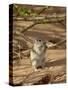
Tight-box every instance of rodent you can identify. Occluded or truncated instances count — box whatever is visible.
[30,39,47,71]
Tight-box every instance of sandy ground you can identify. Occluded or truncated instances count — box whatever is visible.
[11,49,66,85]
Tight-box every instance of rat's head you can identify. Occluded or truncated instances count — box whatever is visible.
[34,39,46,48]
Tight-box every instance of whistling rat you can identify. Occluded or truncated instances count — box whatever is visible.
[30,39,47,71]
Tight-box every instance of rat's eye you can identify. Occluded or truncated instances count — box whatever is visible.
[38,39,41,42]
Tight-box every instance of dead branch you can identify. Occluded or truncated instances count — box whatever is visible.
[14,7,46,34]
[13,14,65,21]
[47,39,66,48]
